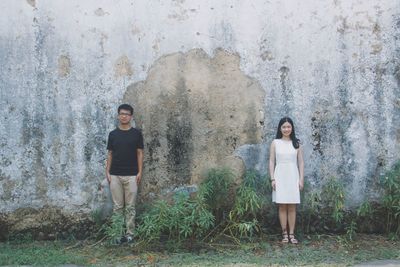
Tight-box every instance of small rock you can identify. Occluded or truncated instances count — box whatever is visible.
[37,231,45,240]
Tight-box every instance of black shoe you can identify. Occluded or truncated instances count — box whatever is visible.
[113,236,126,245]
[126,235,133,243]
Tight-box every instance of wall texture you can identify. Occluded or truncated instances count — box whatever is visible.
[0,0,399,233]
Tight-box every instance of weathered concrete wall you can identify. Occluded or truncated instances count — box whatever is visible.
[0,0,399,227]
[124,49,264,198]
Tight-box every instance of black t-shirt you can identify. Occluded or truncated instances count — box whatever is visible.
[107,127,144,176]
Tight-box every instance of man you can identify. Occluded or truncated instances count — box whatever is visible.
[106,104,144,243]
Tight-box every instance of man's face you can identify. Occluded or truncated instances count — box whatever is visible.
[118,109,132,125]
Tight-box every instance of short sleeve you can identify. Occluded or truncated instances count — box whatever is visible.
[106,132,113,151]
[137,130,144,149]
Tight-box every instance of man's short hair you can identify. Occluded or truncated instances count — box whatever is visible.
[118,104,134,115]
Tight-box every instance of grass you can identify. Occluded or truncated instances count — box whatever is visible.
[0,234,399,266]
[0,241,87,266]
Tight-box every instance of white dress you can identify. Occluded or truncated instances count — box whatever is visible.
[272,139,300,204]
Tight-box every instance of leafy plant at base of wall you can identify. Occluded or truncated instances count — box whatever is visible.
[321,176,345,226]
[133,200,168,244]
[166,193,214,240]
[91,208,105,228]
[134,193,214,247]
[300,183,323,234]
[380,161,400,237]
[345,220,357,241]
[101,212,125,245]
[134,168,236,248]
[223,170,267,241]
[198,168,234,222]
[357,201,374,218]
[355,201,377,233]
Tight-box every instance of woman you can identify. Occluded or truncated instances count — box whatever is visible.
[269,117,304,244]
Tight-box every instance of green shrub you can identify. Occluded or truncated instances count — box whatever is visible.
[224,170,267,240]
[299,177,345,233]
[133,200,169,244]
[345,220,357,241]
[101,212,125,244]
[357,201,373,218]
[91,208,105,228]
[198,168,234,221]
[322,176,345,225]
[125,168,235,248]
[300,181,323,233]
[134,193,214,246]
[380,161,400,237]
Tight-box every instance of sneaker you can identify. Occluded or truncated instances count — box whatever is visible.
[126,235,133,243]
[113,236,126,245]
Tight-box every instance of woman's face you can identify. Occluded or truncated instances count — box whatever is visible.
[280,122,292,138]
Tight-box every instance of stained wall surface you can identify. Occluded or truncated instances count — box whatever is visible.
[1,0,399,218]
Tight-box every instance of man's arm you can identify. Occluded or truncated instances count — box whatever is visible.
[136,149,144,183]
[106,150,112,183]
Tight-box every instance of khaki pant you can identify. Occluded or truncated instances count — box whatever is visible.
[110,175,138,235]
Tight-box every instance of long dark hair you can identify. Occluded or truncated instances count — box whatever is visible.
[275,117,300,149]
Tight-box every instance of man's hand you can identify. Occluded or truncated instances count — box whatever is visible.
[136,172,142,184]
[106,150,112,184]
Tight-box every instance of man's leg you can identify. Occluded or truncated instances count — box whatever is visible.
[122,175,138,236]
[110,175,124,213]
[109,175,125,243]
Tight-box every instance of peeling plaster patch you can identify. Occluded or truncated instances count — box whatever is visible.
[397,129,400,143]
[370,44,382,54]
[132,25,145,41]
[261,51,274,61]
[168,0,190,21]
[347,119,369,205]
[394,65,400,87]
[152,38,161,51]
[124,49,265,199]
[168,12,189,21]
[337,17,350,34]
[26,0,35,8]
[395,99,400,109]
[114,55,133,78]
[259,38,274,61]
[279,66,293,113]
[99,33,108,55]
[94,8,107,16]
[58,55,71,77]
[372,23,381,35]
[131,25,141,35]
[2,180,15,200]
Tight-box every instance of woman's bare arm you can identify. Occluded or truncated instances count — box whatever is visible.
[297,146,304,190]
[269,141,276,190]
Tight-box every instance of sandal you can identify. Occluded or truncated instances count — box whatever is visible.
[289,234,298,244]
[282,231,289,243]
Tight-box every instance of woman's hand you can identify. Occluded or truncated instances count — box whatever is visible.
[299,179,304,191]
[271,179,276,191]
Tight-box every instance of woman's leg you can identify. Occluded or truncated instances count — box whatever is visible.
[287,204,296,234]
[288,204,298,244]
[279,204,288,231]
[279,204,289,242]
